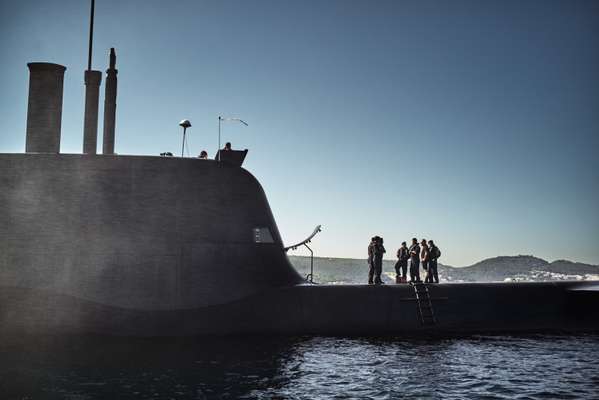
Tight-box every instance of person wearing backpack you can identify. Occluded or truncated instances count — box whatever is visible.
[426,239,441,283]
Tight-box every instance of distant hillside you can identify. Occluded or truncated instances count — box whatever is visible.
[542,260,599,275]
[287,255,599,284]
[446,255,547,282]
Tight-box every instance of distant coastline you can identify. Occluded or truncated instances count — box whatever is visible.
[288,254,599,284]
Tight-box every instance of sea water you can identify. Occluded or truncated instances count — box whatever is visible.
[1,333,598,399]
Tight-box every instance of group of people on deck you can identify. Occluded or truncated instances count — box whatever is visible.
[368,237,441,285]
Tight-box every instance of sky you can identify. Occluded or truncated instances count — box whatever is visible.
[1,0,598,267]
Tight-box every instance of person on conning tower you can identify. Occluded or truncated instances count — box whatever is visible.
[223,142,232,151]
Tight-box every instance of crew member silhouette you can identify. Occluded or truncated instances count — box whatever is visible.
[426,240,441,283]
[409,238,421,282]
[367,237,376,284]
[395,241,409,283]
[420,239,430,278]
[373,237,386,284]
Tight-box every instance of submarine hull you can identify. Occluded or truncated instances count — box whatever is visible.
[1,154,598,337]
[1,282,598,337]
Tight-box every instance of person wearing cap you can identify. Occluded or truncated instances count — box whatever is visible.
[395,241,410,283]
[426,240,440,283]
[223,142,232,151]
[408,238,421,282]
[198,150,208,159]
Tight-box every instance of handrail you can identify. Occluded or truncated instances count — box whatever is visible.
[284,225,322,283]
[284,225,322,252]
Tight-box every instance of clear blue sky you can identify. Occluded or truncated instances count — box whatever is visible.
[1,0,598,266]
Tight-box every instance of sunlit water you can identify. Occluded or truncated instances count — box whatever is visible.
[2,334,598,399]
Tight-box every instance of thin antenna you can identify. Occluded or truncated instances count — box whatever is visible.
[87,0,95,71]
[217,116,248,161]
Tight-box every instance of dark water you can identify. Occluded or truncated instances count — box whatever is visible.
[1,335,599,399]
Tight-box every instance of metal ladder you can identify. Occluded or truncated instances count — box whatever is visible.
[411,282,437,326]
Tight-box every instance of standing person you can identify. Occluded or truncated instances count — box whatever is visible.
[373,237,386,285]
[395,242,409,283]
[367,237,376,284]
[223,142,232,151]
[427,240,441,283]
[421,239,430,282]
[408,238,421,282]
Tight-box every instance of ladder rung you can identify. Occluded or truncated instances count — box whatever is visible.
[411,282,437,327]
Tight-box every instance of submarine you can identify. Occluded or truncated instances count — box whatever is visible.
[1,59,599,338]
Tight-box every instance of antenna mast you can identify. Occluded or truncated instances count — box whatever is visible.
[87,0,95,70]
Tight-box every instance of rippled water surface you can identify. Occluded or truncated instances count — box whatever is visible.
[1,334,598,399]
